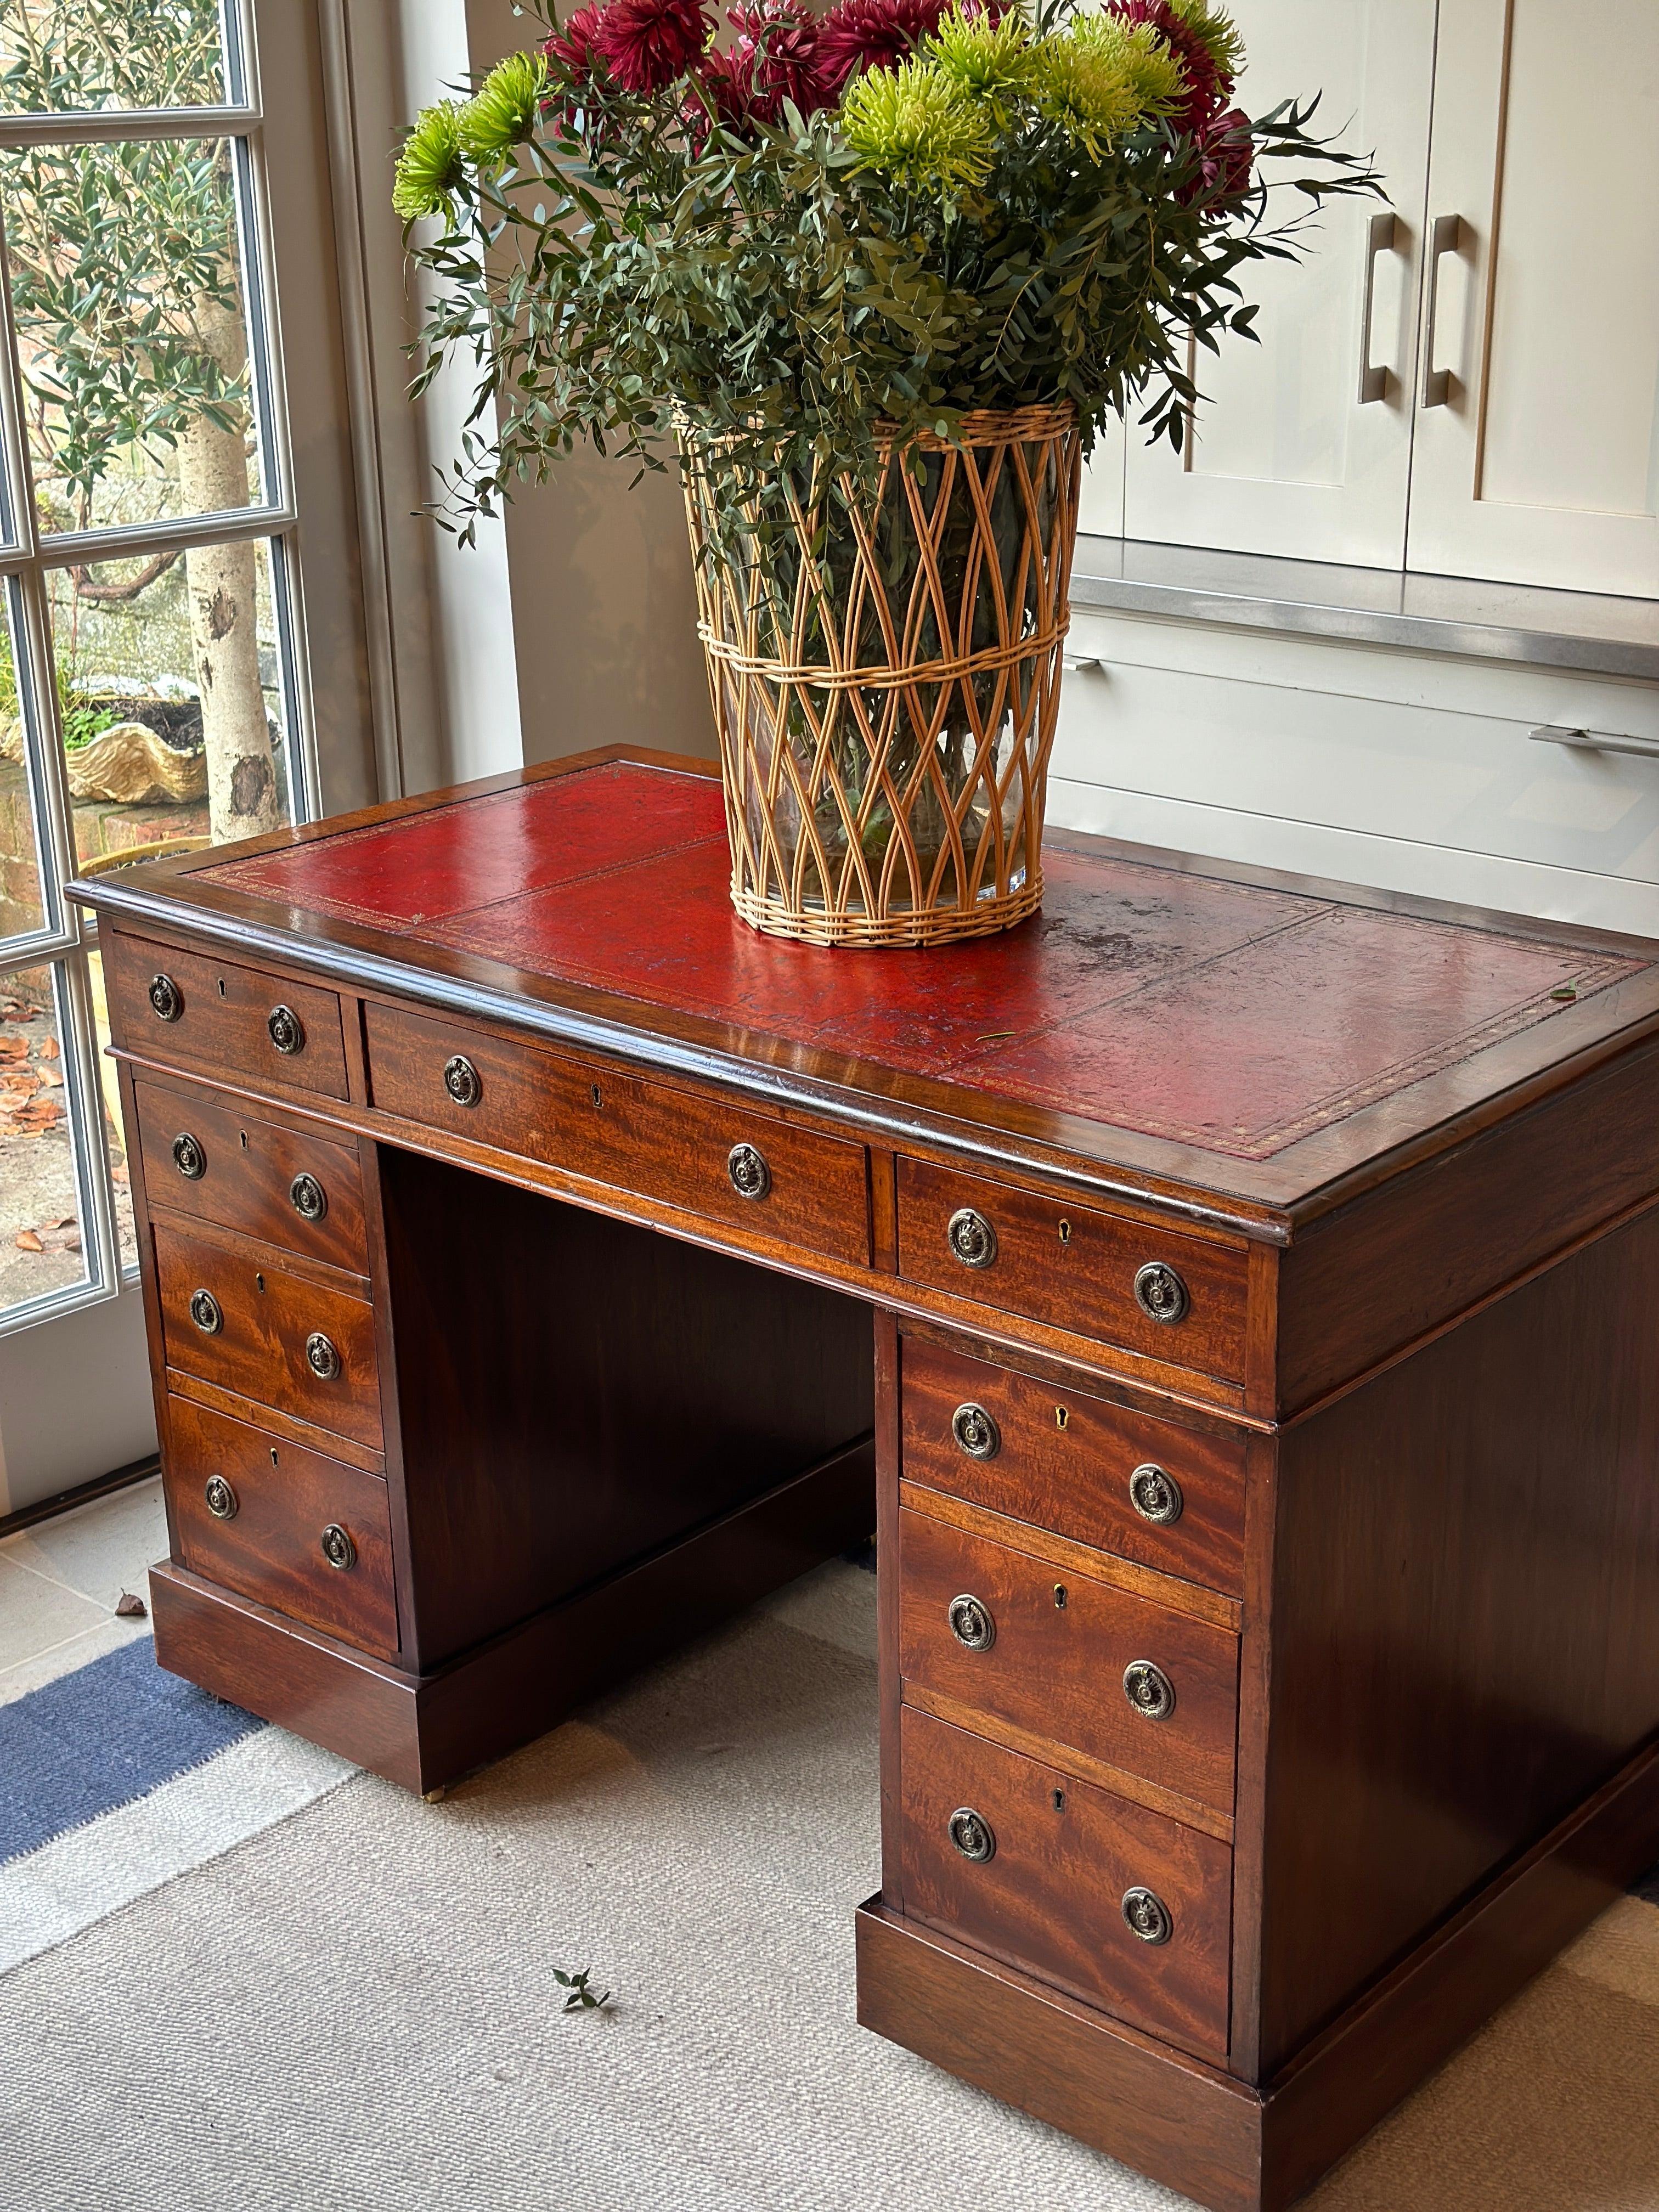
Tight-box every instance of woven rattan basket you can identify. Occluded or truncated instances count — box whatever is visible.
[681,405,1081,946]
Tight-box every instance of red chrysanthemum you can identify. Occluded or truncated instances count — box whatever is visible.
[591,0,712,95]
[815,0,949,97]
[729,0,831,119]
[1107,0,1228,132]
[684,44,758,145]
[1195,104,1253,206]
[542,7,609,136]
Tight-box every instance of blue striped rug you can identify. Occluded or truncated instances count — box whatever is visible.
[0,1637,356,1971]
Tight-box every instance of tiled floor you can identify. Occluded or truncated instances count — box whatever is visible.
[0,1477,166,1706]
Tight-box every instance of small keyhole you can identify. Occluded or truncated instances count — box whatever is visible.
[217,978,227,997]
[1058,1220,1071,1245]
[1054,1405,1069,1431]
[590,1084,602,1108]
[255,1273,266,1294]
[269,1447,278,1466]
[239,1131,248,1150]
[1052,1788,1065,1813]
[1054,1584,1068,1610]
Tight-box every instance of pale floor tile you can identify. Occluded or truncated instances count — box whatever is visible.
[0,1613,151,1707]
[1,1475,166,1613]
[0,1554,106,1673]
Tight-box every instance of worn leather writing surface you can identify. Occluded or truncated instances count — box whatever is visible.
[205,760,1645,1163]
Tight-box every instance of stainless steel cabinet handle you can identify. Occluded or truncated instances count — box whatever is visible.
[1062,653,1102,673]
[1530,725,1659,761]
[1357,209,1398,404]
[1421,214,1463,408]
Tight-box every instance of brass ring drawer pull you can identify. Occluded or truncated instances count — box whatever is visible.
[320,1522,357,1571]
[951,1400,1000,1459]
[947,1594,996,1651]
[443,1053,482,1108]
[148,973,182,1022]
[289,1172,328,1222]
[188,1287,222,1335]
[172,1131,206,1181]
[1133,1261,1189,1325]
[727,1142,771,1200]
[1123,1660,1176,1722]
[304,1331,341,1380]
[204,1475,238,1520]
[1128,1463,1183,1525]
[946,1206,997,1269]
[267,1005,306,1056]
[1122,1887,1173,1945]
[948,1806,996,1863]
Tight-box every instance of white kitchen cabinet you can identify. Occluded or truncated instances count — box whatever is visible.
[1110,0,1437,568]
[1404,0,1659,599]
[1048,608,1659,935]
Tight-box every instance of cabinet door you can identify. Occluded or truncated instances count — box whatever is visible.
[1406,0,1659,597]
[1120,0,1435,567]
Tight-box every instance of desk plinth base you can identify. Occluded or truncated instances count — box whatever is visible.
[858,1726,1659,2212]
[149,1435,876,1795]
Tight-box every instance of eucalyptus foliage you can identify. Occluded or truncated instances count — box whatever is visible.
[402,0,1379,550]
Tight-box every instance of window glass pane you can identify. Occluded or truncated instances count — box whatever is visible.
[3,136,267,534]
[84,944,135,1271]
[49,536,292,856]
[0,584,50,943]
[0,0,228,114]
[0,962,89,1318]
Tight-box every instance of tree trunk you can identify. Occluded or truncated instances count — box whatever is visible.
[174,298,281,844]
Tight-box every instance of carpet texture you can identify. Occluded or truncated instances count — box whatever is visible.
[3,1564,1658,2212]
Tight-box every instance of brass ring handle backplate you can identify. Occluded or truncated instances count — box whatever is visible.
[951,1401,1000,1460]
[947,1206,997,1269]
[1123,1660,1177,1722]
[320,1523,357,1571]
[267,1005,306,1056]
[189,1288,222,1335]
[444,1054,482,1108]
[1128,1463,1183,1525]
[148,973,182,1022]
[172,1131,206,1181]
[948,1594,996,1651]
[204,1475,238,1521]
[1122,1887,1173,1945]
[727,1142,771,1201]
[289,1172,328,1222]
[948,1806,996,1863]
[304,1331,341,1380]
[1133,1261,1189,1325]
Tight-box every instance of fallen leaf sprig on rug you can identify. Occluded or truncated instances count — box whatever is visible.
[552,1966,612,2012]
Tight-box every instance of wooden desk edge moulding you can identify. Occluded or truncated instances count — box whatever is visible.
[74,743,1659,2212]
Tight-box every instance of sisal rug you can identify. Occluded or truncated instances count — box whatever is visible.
[3,1562,1658,2212]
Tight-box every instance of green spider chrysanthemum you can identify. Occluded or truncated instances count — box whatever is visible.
[925,7,1037,115]
[1032,15,1180,155]
[393,100,467,222]
[458,50,549,161]
[1167,0,1245,84]
[842,55,995,194]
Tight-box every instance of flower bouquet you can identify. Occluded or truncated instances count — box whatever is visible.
[398,0,1374,944]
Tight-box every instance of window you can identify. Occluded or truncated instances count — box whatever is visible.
[0,0,316,1331]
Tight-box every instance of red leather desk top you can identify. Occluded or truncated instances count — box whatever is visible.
[200,758,1650,1173]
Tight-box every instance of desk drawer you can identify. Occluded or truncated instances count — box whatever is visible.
[108,932,348,1099]
[899,1704,1232,2058]
[901,1340,1245,1595]
[134,1079,369,1276]
[364,1001,871,1268]
[897,1158,1248,1382]
[167,1395,397,1655]
[154,1221,382,1451]
[899,1506,1238,1815]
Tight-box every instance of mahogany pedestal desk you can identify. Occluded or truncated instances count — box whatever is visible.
[75,748,1659,2212]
